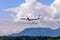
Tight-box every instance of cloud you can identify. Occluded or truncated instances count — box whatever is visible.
[1,0,60,35]
[51,0,60,18]
[0,17,27,36]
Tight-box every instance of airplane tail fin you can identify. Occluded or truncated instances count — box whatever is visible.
[38,15,41,19]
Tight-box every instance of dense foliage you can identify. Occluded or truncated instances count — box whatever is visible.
[0,36,60,40]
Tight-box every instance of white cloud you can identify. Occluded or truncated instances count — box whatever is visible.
[51,0,60,18]
[0,18,26,36]
[1,0,60,35]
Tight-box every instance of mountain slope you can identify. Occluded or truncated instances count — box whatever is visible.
[10,28,60,36]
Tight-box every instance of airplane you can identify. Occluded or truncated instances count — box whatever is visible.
[20,15,41,21]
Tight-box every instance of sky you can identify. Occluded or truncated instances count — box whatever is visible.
[0,0,60,36]
[0,0,54,18]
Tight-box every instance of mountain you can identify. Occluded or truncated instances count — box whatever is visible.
[10,28,60,36]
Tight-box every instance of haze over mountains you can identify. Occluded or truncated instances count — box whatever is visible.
[10,28,60,37]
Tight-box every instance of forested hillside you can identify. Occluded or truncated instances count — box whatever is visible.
[0,36,60,40]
